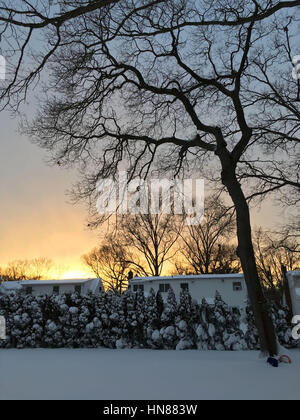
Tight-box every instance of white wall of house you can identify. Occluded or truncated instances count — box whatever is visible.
[0,278,103,297]
[286,271,300,315]
[129,274,248,309]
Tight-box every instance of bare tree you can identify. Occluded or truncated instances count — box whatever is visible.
[3,0,300,355]
[0,257,53,281]
[82,234,132,292]
[1,260,30,281]
[174,196,240,274]
[29,257,53,280]
[83,211,180,285]
[254,228,300,298]
[174,243,241,275]
[277,219,300,253]
[119,212,181,277]
[233,14,300,205]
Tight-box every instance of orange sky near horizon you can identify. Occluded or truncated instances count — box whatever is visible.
[0,111,289,280]
[0,112,100,278]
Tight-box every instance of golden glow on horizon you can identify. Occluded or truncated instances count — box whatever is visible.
[46,264,94,280]
[59,269,92,280]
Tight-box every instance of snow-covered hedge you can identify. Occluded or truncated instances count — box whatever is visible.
[0,288,298,350]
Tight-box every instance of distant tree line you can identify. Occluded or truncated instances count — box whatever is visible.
[0,258,53,282]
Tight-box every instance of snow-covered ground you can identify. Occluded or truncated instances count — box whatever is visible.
[1,349,299,400]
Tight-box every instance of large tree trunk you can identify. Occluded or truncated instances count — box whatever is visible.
[222,166,278,356]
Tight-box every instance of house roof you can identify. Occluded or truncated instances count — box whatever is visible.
[1,281,23,290]
[131,273,244,283]
[20,279,99,286]
[287,270,300,277]
[1,278,100,287]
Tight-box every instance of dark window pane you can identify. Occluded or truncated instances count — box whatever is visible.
[159,284,165,292]
[165,284,170,292]
[53,286,59,294]
[138,285,144,292]
[233,282,242,291]
[25,286,32,295]
[133,285,138,292]
[232,307,240,315]
[75,285,81,294]
[181,283,189,291]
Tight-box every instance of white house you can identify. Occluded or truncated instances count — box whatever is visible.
[285,270,300,315]
[128,273,248,309]
[0,278,103,297]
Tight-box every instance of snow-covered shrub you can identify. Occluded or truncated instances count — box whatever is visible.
[143,288,161,348]
[272,303,300,349]
[0,287,297,351]
[176,290,197,349]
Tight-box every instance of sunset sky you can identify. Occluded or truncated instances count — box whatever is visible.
[0,108,288,280]
[0,110,99,278]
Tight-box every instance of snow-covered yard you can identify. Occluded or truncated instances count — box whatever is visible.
[0,348,299,400]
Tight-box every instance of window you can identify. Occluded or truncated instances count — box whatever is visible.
[233,282,242,291]
[74,285,81,294]
[133,284,144,292]
[232,307,240,315]
[53,286,59,294]
[25,286,32,295]
[159,283,170,293]
[180,283,189,292]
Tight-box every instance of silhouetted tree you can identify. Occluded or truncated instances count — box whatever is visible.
[0,258,53,281]
[82,235,132,292]
[119,212,181,277]
[254,228,300,299]
[174,196,240,274]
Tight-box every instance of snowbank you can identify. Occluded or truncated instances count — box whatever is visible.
[0,348,299,400]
